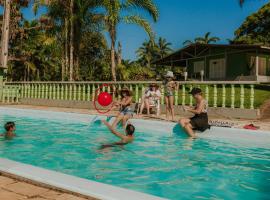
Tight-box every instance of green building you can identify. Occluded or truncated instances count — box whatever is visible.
[154,44,270,82]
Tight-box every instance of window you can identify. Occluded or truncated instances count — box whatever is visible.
[209,59,226,79]
[194,61,205,73]
[258,57,267,76]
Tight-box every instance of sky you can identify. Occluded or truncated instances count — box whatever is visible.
[21,0,268,60]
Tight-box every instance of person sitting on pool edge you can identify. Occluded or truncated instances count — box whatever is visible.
[179,88,210,139]
[112,87,133,128]
[0,122,16,139]
[100,120,135,148]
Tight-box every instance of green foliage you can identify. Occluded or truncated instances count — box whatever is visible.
[233,2,270,45]
[136,37,172,68]
[117,62,155,81]
[8,20,61,81]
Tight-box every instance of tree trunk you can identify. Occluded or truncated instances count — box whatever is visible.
[65,17,69,80]
[111,40,116,82]
[61,49,65,81]
[1,0,11,69]
[117,42,122,65]
[69,0,74,81]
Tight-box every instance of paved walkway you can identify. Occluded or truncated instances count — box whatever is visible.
[0,175,95,200]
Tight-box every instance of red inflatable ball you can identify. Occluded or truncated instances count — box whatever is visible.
[97,92,113,107]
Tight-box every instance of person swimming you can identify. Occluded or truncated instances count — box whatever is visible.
[1,122,16,139]
[100,120,135,149]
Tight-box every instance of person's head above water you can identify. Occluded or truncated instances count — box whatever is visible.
[125,124,135,136]
[4,122,16,132]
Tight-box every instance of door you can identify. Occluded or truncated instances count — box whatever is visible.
[209,59,226,79]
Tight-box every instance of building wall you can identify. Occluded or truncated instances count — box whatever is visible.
[187,49,270,80]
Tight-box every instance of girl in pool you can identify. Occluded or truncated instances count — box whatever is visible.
[163,71,177,121]
[179,88,210,138]
[112,87,133,128]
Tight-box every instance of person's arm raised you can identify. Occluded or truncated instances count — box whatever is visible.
[101,120,126,140]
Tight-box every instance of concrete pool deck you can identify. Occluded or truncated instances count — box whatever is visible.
[0,175,92,200]
[2,104,270,131]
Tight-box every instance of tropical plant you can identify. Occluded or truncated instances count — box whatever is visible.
[233,2,270,45]
[136,40,158,68]
[100,0,159,81]
[183,32,220,45]
[156,37,172,59]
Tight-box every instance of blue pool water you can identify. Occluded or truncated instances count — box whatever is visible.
[0,108,269,200]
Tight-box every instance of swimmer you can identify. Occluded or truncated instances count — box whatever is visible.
[100,120,135,148]
[1,122,16,139]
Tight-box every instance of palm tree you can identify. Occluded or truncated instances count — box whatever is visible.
[136,40,157,68]
[0,0,11,69]
[195,32,220,44]
[101,0,159,81]
[183,32,220,46]
[156,37,172,59]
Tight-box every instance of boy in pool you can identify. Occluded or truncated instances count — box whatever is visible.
[100,120,135,148]
[0,122,16,139]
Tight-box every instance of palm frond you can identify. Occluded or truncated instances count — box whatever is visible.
[123,15,155,41]
[125,0,159,22]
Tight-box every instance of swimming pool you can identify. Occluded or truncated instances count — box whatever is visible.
[0,107,269,200]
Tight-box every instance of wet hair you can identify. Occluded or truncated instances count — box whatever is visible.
[126,124,135,136]
[4,122,15,131]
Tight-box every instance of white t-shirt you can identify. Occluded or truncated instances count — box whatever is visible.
[145,90,161,98]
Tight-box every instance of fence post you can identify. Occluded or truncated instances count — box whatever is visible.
[240,84,245,109]
[87,84,90,101]
[250,84,254,109]
[231,84,235,108]
[182,84,186,106]
[213,84,217,108]
[189,85,193,106]
[222,84,226,108]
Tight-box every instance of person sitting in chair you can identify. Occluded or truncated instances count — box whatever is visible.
[138,83,161,116]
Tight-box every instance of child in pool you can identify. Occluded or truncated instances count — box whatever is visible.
[1,122,16,139]
[100,120,135,148]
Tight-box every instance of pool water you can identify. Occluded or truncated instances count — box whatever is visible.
[0,108,269,200]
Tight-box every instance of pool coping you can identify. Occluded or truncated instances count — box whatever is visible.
[0,158,167,200]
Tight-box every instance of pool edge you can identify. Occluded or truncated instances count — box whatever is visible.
[0,158,167,200]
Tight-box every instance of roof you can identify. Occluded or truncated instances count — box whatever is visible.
[153,43,270,66]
